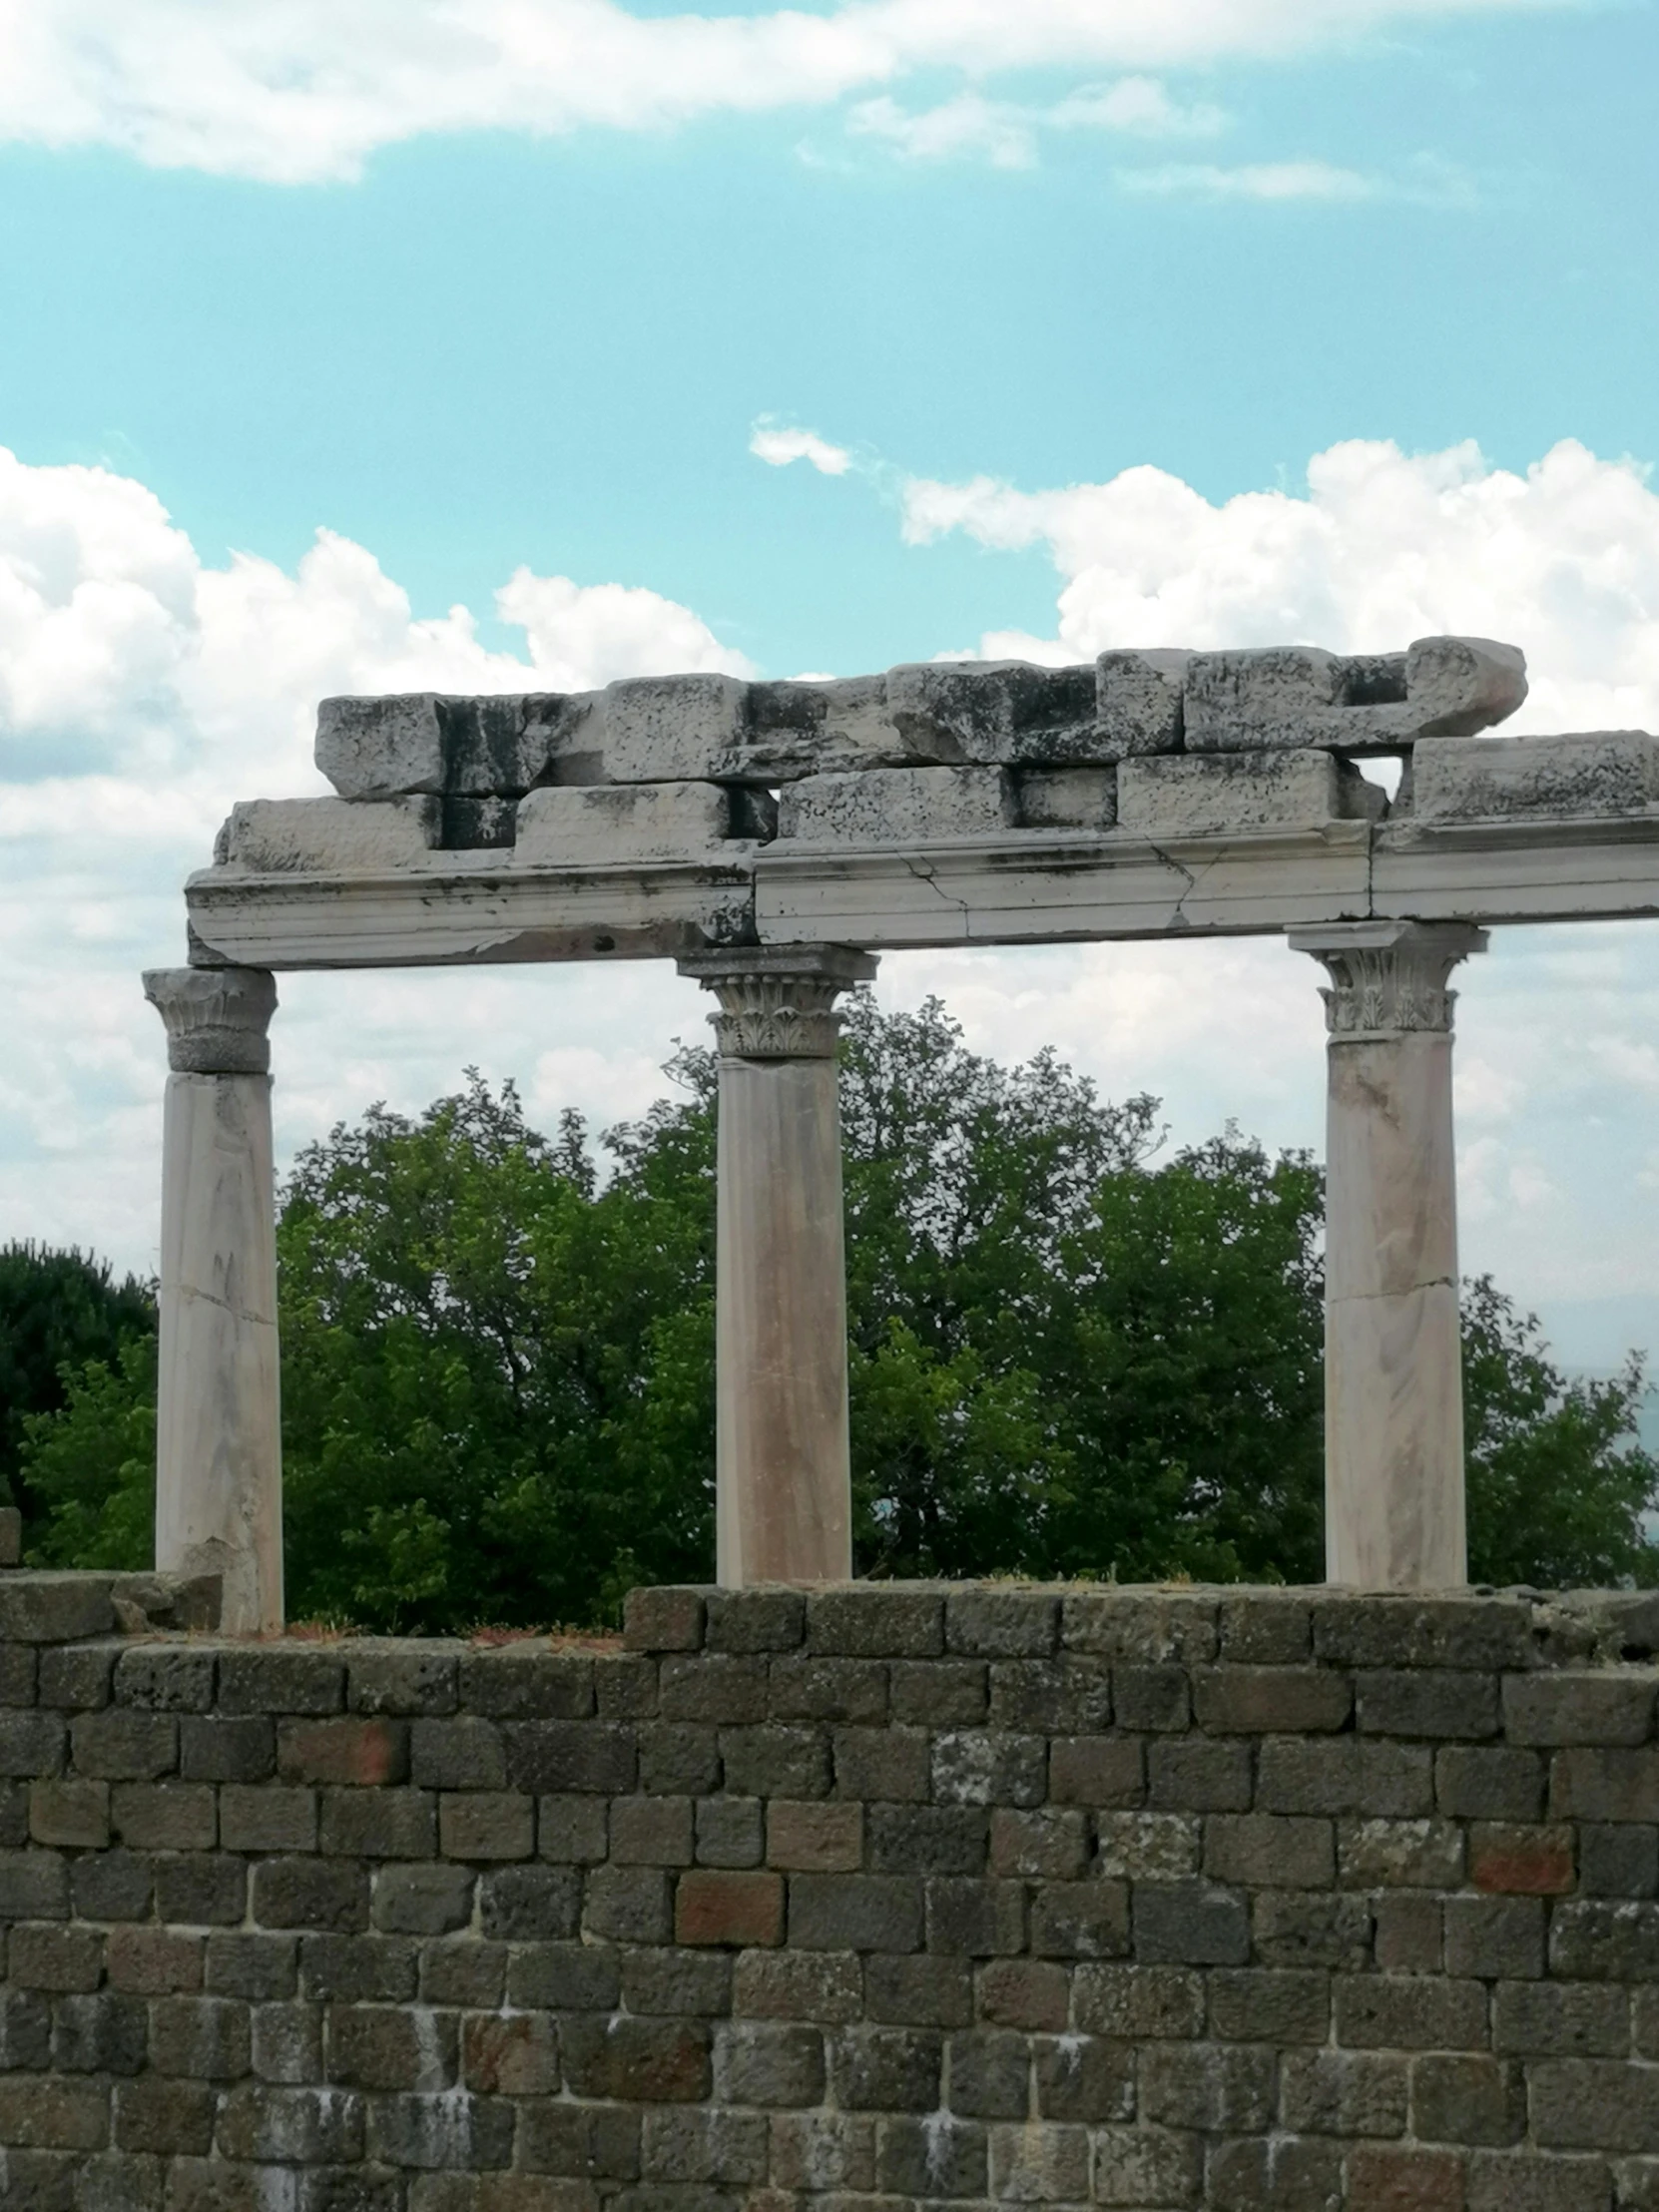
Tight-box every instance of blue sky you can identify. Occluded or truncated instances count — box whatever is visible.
[2,0,1659,1371]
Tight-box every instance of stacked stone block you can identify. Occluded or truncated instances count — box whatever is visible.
[11,1580,1659,2204]
[197,636,1658,876]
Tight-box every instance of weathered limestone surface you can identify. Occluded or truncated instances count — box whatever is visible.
[681,948,876,1588]
[1290,922,1487,1593]
[1184,637,1527,754]
[780,766,1015,846]
[1015,767,1118,830]
[5,1577,1659,2208]
[143,969,284,1638]
[1118,750,1385,837]
[1414,729,1659,822]
[515,782,744,867]
[216,797,441,873]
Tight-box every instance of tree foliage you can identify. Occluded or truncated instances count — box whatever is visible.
[16,995,1659,1622]
[0,1241,153,1520]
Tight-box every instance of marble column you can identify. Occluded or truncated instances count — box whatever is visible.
[679,945,878,1587]
[143,966,283,1634]
[1287,919,1488,1591]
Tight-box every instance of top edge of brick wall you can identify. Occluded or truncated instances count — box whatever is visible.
[623,1582,1659,1673]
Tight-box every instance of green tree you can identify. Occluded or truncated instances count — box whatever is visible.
[18,997,1659,1618]
[0,1241,153,1524]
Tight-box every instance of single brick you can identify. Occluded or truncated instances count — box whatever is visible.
[1259,1737,1433,1818]
[1139,2041,1276,2131]
[946,2027,1030,2117]
[1348,2145,1465,2211]
[29,1777,109,1848]
[988,1806,1088,1880]
[9,1923,103,1990]
[768,1799,862,1873]
[367,2088,515,2169]
[621,1944,733,2016]
[806,1587,944,1658]
[1029,1879,1131,1959]
[1580,1822,1659,1898]
[110,1780,216,1851]
[720,1723,831,1800]
[477,1864,582,1939]
[217,1647,344,1716]
[1375,1893,1443,1973]
[113,1646,217,1712]
[1551,1748,1659,1823]
[217,2082,366,2163]
[518,2099,641,2178]
[833,1724,930,1802]
[156,1853,247,1931]
[409,1717,506,1791]
[69,1708,177,1779]
[924,1875,1026,1957]
[697,1794,763,1868]
[890,1660,986,1727]
[1096,1810,1200,1880]
[1218,1590,1314,1663]
[277,1716,408,1787]
[1504,1672,1656,1746]
[831,2023,941,2110]
[676,1869,785,1946]
[945,1588,1059,1658]
[38,1643,117,1709]
[151,1992,251,2079]
[639,1722,721,1796]
[1049,1734,1144,1807]
[876,2112,986,2195]
[106,1926,202,1994]
[457,1648,594,1720]
[1436,1744,1545,1821]
[1207,1967,1330,2043]
[319,1785,435,1859]
[425,1937,506,2009]
[503,1719,636,1794]
[71,1844,153,1922]
[1334,1973,1488,2051]
[205,1932,297,2000]
[460,2012,561,2097]
[705,1588,806,1652]
[595,1652,659,1719]
[769,1655,887,1724]
[1110,1664,1190,1732]
[505,1938,616,2011]
[330,2001,457,2090]
[251,2000,322,2085]
[253,1857,370,1934]
[865,1952,973,2028]
[114,2077,216,2156]
[1493,1979,1629,2057]
[179,1715,276,1783]
[1207,2137,1344,2209]
[791,1872,922,1951]
[438,1791,535,1861]
[0,1987,50,2068]
[539,1793,609,1861]
[49,1989,147,2075]
[1281,2049,1409,2136]
[867,1803,987,1877]
[977,1956,1070,2031]
[1147,1736,1252,1812]
[1033,2032,1134,2120]
[1550,1901,1659,1980]
[347,1646,460,1717]
[1132,1881,1250,1966]
[372,1865,474,1936]
[988,2116,1091,2201]
[610,1793,695,1866]
[1204,1812,1333,1889]
[1412,2052,1526,2147]
[1470,1820,1575,1895]
[585,1863,673,1943]
[1530,2059,1659,2152]
[1338,1817,1464,1889]
[1465,2151,1613,2212]
[1061,1589,1219,1663]
[218,1782,316,1853]
[0,2075,110,2148]
[561,2014,711,2102]
[298,1933,418,2003]
[640,2103,769,2183]
[733,1946,862,2022]
[0,1846,70,1918]
[1309,1593,1532,1672]
[1445,1895,1545,1978]
[1191,1663,1353,1734]
[930,1729,1046,1808]
[623,1585,708,1653]
[659,1655,768,1726]
[713,2018,825,2105]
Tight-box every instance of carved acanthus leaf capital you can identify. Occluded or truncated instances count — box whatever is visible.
[144,967,278,1074]
[679,945,878,1060]
[1287,922,1487,1041]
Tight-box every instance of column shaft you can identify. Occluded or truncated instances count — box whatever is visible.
[145,968,283,1633]
[1288,921,1486,1590]
[682,945,875,1587]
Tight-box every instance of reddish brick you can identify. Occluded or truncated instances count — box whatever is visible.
[276,1717,408,1787]
[106,1926,203,1994]
[1470,1824,1574,1897]
[676,1869,785,1947]
[768,1802,862,1874]
[1348,2145,1464,2211]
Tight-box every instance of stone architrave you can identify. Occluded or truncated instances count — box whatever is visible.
[678,945,878,1586]
[1286,919,1488,1591]
[143,967,283,1634]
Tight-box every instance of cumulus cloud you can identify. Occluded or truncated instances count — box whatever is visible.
[843,76,1227,170]
[0,0,1562,182]
[1116,159,1376,200]
[749,425,854,476]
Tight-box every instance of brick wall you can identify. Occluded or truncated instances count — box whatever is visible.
[7,1576,1659,2208]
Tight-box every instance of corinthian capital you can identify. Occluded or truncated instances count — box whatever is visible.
[1287,921,1487,1041]
[144,966,278,1074]
[679,945,878,1060]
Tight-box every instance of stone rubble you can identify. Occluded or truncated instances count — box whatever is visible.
[201,636,1658,873]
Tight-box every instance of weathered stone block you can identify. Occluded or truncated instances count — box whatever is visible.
[807,1587,944,1658]
[180,1717,276,1783]
[1470,1820,1574,1895]
[597,675,749,784]
[611,1795,695,1867]
[1444,1895,1545,1978]
[1048,1734,1144,1807]
[766,1801,861,1874]
[515,781,736,866]
[1191,1664,1352,1735]
[945,2027,1030,2117]
[1334,1973,1487,2051]
[38,1644,117,1709]
[562,2016,711,2103]
[348,1648,461,1718]
[831,1725,929,1803]
[831,2024,940,2111]
[621,1944,733,2017]
[1204,1812,1334,1889]
[218,795,441,873]
[863,1952,972,2026]
[1094,1810,1199,1881]
[676,1870,785,1948]
[1280,2049,1408,2136]
[1357,1668,1501,1739]
[1435,1745,1544,1821]
[1118,747,1384,835]
[279,1717,408,1788]
[623,1588,708,1654]
[1414,729,1659,823]
[767,1655,886,1725]
[1014,765,1116,829]
[1146,1736,1252,1812]
[1493,1979,1630,2057]
[930,1730,1046,1808]
[1207,1966,1329,2044]
[1131,1881,1249,1965]
[867,1803,986,1877]
[457,1649,594,1720]
[1505,1672,1657,1746]
[720,1724,830,1800]
[886,659,1100,767]
[1184,635,1525,751]
[779,764,1014,845]
[372,1864,474,1936]
[1072,1961,1204,2039]
[410,1719,506,1792]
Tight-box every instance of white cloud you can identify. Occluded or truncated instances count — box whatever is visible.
[843,75,1227,170]
[1051,77,1228,138]
[749,425,854,477]
[0,0,1565,183]
[1116,159,1376,200]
